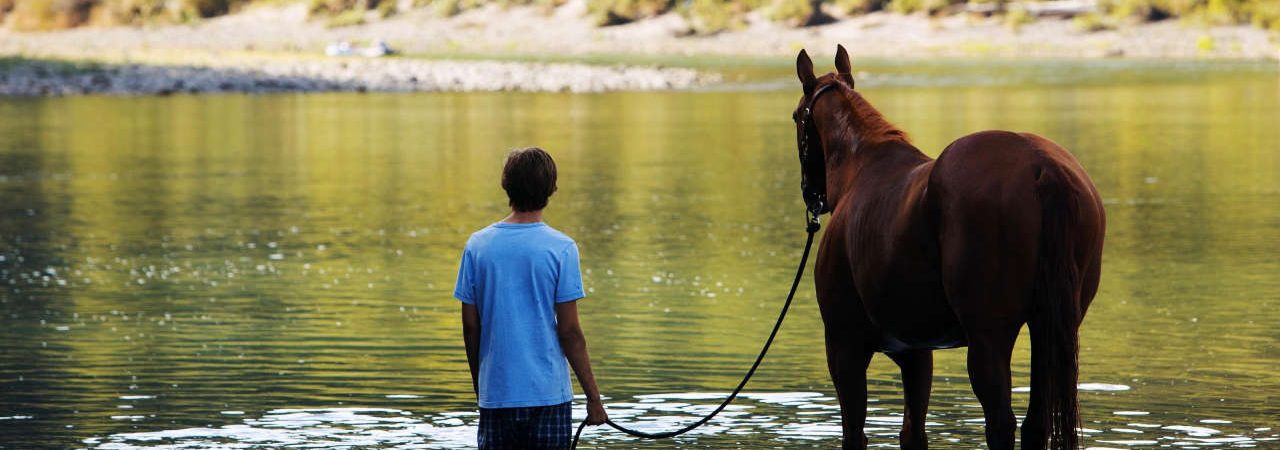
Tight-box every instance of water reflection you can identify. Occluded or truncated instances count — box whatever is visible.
[86,390,1278,449]
[1,60,1278,449]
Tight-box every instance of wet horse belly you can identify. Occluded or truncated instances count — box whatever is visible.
[873,320,967,353]
[864,284,967,353]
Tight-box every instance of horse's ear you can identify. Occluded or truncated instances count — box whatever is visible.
[796,49,816,95]
[835,44,854,88]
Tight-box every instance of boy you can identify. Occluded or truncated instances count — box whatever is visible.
[455,147,608,449]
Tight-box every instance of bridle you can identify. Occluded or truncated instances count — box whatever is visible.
[570,78,840,450]
[795,81,839,222]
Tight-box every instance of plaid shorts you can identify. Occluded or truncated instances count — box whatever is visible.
[478,401,572,450]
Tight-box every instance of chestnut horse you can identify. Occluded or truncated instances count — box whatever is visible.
[792,46,1105,450]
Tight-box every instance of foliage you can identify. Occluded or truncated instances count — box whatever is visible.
[1243,0,1280,30]
[1097,0,1280,27]
[0,0,13,23]
[310,0,379,15]
[97,0,167,23]
[324,6,364,24]
[429,0,482,17]
[586,0,672,25]
[831,0,887,14]
[182,0,249,18]
[6,0,1280,33]
[766,0,813,26]
[1071,12,1116,31]
[888,0,962,15]
[3,0,250,28]
[1004,5,1031,31]
[1195,33,1215,51]
[682,0,738,34]
[9,0,94,30]
[425,0,563,17]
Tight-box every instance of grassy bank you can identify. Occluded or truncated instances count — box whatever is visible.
[2,0,1279,33]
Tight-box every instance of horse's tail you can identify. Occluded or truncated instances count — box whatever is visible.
[1030,161,1082,450]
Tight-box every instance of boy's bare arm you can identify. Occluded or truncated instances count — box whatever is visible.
[461,303,481,397]
[555,301,608,425]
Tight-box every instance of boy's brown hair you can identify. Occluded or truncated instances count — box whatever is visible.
[502,147,558,212]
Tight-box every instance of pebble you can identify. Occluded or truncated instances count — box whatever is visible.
[0,57,718,96]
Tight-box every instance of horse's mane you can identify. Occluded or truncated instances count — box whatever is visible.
[839,88,910,148]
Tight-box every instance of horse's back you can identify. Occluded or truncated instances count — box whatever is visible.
[929,130,1104,324]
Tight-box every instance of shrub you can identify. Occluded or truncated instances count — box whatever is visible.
[430,0,484,17]
[1004,5,1031,31]
[10,0,95,30]
[888,0,960,15]
[0,0,16,22]
[97,0,168,23]
[326,7,365,25]
[586,0,673,26]
[1195,33,1215,51]
[309,0,396,18]
[683,0,737,34]
[1072,12,1116,31]
[375,0,395,17]
[178,0,244,18]
[832,0,887,14]
[767,0,813,26]
[1244,0,1280,30]
[1097,0,1280,30]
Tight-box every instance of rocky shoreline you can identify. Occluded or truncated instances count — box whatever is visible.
[1,1,1276,96]
[0,56,717,96]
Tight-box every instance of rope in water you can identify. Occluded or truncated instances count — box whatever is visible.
[570,216,821,449]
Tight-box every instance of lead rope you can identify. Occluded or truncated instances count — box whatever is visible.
[570,213,821,449]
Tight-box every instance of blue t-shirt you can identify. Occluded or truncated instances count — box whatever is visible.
[454,222,585,409]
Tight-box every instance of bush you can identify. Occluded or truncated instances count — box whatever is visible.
[326,7,365,25]
[179,0,245,18]
[1004,5,1031,31]
[1098,0,1280,29]
[9,0,95,30]
[683,0,737,33]
[888,0,961,15]
[1195,33,1215,51]
[832,0,887,14]
[0,0,16,22]
[429,0,484,17]
[311,0,370,15]
[375,0,395,17]
[767,0,813,26]
[1244,0,1280,30]
[586,0,673,26]
[1072,12,1116,31]
[97,0,167,23]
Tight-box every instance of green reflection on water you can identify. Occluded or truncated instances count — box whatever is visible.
[1,61,1277,449]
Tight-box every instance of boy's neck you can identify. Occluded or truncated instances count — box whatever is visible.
[502,210,544,224]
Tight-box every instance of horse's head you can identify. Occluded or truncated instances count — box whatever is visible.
[792,45,856,217]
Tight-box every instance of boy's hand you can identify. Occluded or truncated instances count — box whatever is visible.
[586,399,608,426]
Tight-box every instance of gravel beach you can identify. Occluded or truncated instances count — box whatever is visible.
[0,56,715,96]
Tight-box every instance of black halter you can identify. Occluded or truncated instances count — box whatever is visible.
[796,82,838,222]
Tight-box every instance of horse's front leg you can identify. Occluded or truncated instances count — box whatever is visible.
[823,320,874,450]
[888,349,933,450]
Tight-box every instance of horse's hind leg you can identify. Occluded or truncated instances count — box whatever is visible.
[888,350,933,450]
[964,325,1020,450]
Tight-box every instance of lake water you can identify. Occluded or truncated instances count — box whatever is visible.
[1,59,1277,449]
